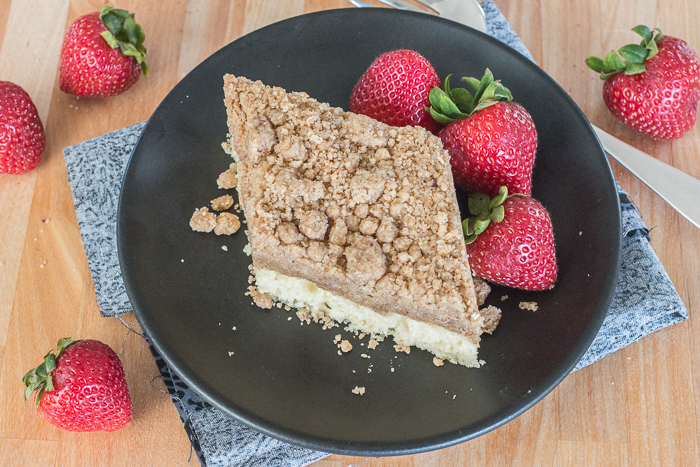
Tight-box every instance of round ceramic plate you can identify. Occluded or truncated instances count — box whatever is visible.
[118,8,621,456]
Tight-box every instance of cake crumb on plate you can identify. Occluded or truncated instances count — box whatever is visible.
[519,301,539,312]
[352,386,365,395]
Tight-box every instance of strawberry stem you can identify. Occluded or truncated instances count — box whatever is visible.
[22,337,77,409]
[99,6,148,77]
[427,69,512,125]
[586,25,662,79]
[463,186,509,244]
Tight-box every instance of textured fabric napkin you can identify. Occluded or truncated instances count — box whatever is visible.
[62,1,688,466]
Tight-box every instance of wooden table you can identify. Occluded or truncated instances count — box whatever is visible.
[1,0,698,465]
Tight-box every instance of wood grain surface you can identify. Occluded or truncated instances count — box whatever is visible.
[1,0,698,466]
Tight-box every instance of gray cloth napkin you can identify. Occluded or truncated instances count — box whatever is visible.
[62,1,688,465]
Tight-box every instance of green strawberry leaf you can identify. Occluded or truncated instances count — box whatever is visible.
[489,186,508,209]
[632,24,652,44]
[646,36,659,59]
[603,50,625,71]
[619,44,647,64]
[624,62,646,75]
[462,76,481,91]
[585,56,605,73]
[449,88,474,114]
[468,193,490,216]
[491,205,505,222]
[426,106,458,125]
[443,74,452,95]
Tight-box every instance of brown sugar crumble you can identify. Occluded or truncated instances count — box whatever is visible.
[190,207,217,232]
[480,305,502,334]
[394,344,411,354]
[433,357,444,367]
[367,338,379,350]
[472,275,491,306]
[352,386,366,395]
[214,212,241,235]
[217,163,238,189]
[246,287,273,309]
[211,194,234,211]
[519,301,539,312]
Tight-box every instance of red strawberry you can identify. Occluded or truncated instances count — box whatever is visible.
[350,50,443,133]
[586,25,700,140]
[0,81,45,174]
[60,6,148,97]
[429,70,537,197]
[23,337,132,432]
[463,187,557,291]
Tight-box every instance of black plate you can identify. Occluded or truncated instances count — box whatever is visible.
[118,8,621,456]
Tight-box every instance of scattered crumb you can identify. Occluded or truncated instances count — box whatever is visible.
[433,357,444,367]
[361,353,369,359]
[214,212,241,235]
[394,344,411,354]
[211,194,234,211]
[287,317,292,321]
[228,351,234,357]
[472,275,491,306]
[217,164,238,189]
[340,340,353,353]
[390,368,395,372]
[579,231,582,235]
[453,395,456,399]
[358,332,366,339]
[501,295,508,301]
[352,386,365,395]
[367,339,378,350]
[333,334,342,344]
[296,308,312,324]
[519,301,539,312]
[232,326,236,330]
[247,286,273,309]
[284,305,291,311]
[481,305,502,334]
[190,207,217,232]
[221,245,228,251]
[243,243,252,256]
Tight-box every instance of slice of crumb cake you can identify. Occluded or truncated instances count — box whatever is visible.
[223,74,490,367]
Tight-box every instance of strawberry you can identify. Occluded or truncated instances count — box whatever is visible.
[586,25,700,140]
[463,187,557,291]
[23,337,132,432]
[60,6,148,97]
[350,50,443,133]
[429,70,537,197]
[0,81,45,174]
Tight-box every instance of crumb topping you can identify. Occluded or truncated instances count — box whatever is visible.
[352,386,365,395]
[472,275,491,306]
[190,207,217,232]
[225,75,482,339]
[214,212,241,235]
[433,357,444,367]
[217,163,238,189]
[481,305,502,334]
[211,194,234,211]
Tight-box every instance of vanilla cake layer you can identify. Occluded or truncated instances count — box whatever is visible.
[256,268,481,367]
